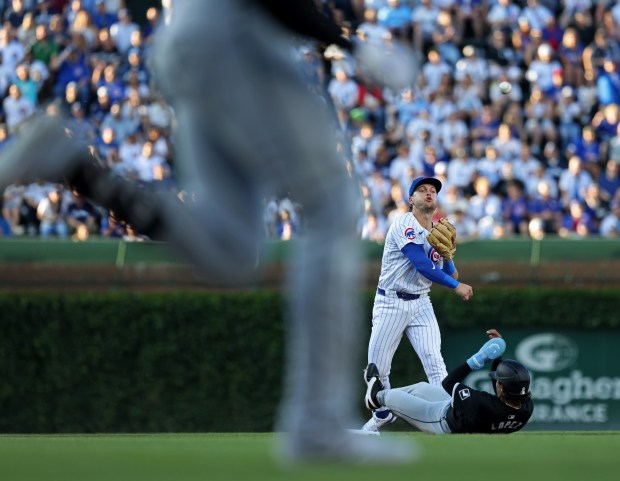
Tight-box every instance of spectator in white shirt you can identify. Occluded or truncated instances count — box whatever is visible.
[361,210,387,242]
[487,0,522,34]
[520,0,553,31]
[37,187,69,239]
[559,155,594,206]
[454,45,489,87]
[0,27,26,73]
[559,0,592,28]
[526,43,562,92]
[476,144,505,188]
[491,123,521,162]
[428,92,458,126]
[131,141,169,183]
[412,0,439,52]
[407,128,432,171]
[513,143,542,186]
[599,201,620,237]
[365,170,392,214]
[440,183,469,215]
[446,146,477,191]
[109,8,139,54]
[405,108,435,140]
[437,111,469,153]
[469,176,503,223]
[448,208,479,240]
[327,67,359,113]
[454,73,484,117]
[422,48,452,94]
[118,131,142,168]
[526,164,559,199]
[351,148,375,180]
[388,142,414,187]
[2,83,35,133]
[357,8,391,45]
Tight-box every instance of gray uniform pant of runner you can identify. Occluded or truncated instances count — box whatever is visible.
[378,382,452,434]
[152,0,362,452]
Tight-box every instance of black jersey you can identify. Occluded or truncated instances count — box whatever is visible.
[442,360,534,434]
[446,382,534,434]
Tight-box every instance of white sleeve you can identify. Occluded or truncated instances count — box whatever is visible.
[392,215,424,251]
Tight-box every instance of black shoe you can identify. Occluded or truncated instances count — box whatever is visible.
[363,363,384,410]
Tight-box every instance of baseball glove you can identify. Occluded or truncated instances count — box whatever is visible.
[427,218,457,260]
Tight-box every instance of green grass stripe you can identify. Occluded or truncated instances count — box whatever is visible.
[0,432,618,481]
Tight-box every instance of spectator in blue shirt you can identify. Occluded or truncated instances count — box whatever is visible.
[88,85,112,125]
[377,0,412,41]
[94,63,125,104]
[598,161,620,206]
[50,43,91,100]
[592,104,620,160]
[91,0,116,29]
[596,57,620,106]
[66,101,97,140]
[502,180,530,235]
[93,124,118,165]
[567,125,601,178]
[528,179,562,233]
[470,104,500,154]
[559,199,598,237]
[66,189,99,241]
[119,47,148,85]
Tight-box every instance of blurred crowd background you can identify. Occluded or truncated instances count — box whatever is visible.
[0,0,619,243]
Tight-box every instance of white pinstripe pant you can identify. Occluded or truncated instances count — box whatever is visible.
[368,291,448,389]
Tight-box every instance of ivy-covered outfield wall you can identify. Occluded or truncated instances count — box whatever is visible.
[0,288,617,433]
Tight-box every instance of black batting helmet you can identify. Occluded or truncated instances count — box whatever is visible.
[489,360,532,401]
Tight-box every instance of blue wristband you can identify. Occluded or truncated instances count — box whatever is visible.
[443,259,455,276]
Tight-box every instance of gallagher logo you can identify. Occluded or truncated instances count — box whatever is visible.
[404,228,416,240]
[429,248,442,263]
[515,333,578,373]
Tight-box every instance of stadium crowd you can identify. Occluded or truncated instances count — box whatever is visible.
[0,0,619,242]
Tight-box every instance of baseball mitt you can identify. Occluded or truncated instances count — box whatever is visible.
[427,218,457,260]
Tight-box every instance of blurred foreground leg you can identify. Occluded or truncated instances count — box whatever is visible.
[153,1,418,462]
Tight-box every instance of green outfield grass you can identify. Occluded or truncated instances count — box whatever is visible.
[0,432,618,481]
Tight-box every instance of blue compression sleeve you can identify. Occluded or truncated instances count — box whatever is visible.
[401,243,459,289]
[442,259,456,276]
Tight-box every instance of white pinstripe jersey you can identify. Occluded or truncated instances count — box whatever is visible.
[377,212,444,294]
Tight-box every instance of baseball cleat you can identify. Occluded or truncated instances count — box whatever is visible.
[361,411,397,433]
[363,363,384,410]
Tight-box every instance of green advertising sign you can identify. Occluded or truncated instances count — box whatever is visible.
[443,329,620,430]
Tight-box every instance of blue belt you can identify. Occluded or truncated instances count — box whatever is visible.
[377,288,421,301]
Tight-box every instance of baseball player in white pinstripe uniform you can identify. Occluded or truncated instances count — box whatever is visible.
[361,176,473,434]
